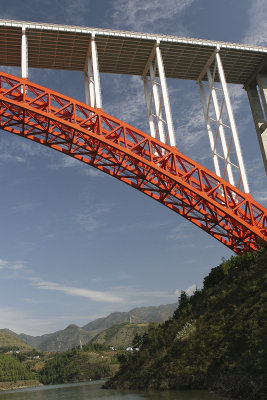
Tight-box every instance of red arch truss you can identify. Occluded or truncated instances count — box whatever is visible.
[0,71,266,254]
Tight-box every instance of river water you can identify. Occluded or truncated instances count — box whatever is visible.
[0,381,227,400]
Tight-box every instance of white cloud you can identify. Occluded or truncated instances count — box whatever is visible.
[0,153,25,163]
[172,86,208,158]
[52,156,81,168]
[108,285,178,306]
[76,204,110,232]
[0,259,32,280]
[0,259,26,271]
[254,191,267,204]
[23,298,48,304]
[0,134,46,166]
[83,168,104,177]
[0,306,103,336]
[31,278,124,303]
[48,154,104,177]
[0,307,38,334]
[112,0,196,34]
[243,0,267,46]
[48,155,82,170]
[103,75,147,131]
[168,222,192,241]
[175,283,197,299]
[185,283,197,296]
[11,203,34,214]
[107,220,168,234]
[58,0,94,27]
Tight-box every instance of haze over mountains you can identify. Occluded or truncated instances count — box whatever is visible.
[3,303,177,352]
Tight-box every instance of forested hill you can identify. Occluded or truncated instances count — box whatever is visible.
[91,323,150,348]
[0,330,32,350]
[106,247,267,400]
[5,303,176,352]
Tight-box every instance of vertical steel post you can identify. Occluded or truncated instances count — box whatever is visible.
[143,76,156,139]
[83,70,90,105]
[21,26,28,79]
[215,52,249,193]
[91,34,102,109]
[198,49,250,193]
[155,41,176,147]
[149,61,165,143]
[142,41,176,147]
[84,34,102,109]
[199,81,222,178]
[87,56,96,107]
[207,68,235,185]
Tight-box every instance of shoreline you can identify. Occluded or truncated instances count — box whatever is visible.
[0,378,108,392]
[0,380,43,392]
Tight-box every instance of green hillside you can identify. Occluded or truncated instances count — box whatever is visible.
[91,323,150,348]
[4,304,177,353]
[106,247,267,400]
[37,324,93,352]
[0,330,32,351]
[39,344,119,385]
[82,304,177,332]
[0,353,34,382]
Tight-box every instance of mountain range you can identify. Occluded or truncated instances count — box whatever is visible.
[3,303,177,352]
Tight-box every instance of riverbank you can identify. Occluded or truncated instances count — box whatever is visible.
[0,344,119,390]
[0,380,228,399]
[0,380,42,391]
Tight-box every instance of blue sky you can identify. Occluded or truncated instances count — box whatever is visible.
[0,0,266,335]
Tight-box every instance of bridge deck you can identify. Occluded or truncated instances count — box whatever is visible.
[0,19,267,84]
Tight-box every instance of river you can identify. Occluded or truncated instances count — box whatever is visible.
[0,381,227,399]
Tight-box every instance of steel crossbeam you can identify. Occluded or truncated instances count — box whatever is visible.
[198,49,250,194]
[0,71,266,254]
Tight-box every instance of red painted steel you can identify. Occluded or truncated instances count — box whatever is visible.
[0,71,266,254]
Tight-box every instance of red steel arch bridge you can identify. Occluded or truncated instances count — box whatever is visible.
[0,19,266,254]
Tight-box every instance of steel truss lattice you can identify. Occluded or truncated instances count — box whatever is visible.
[143,41,176,147]
[0,71,266,254]
[198,49,250,194]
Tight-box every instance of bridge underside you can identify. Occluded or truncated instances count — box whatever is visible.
[0,72,266,254]
[1,19,267,177]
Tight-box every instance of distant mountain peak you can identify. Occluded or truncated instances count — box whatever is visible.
[3,303,177,352]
